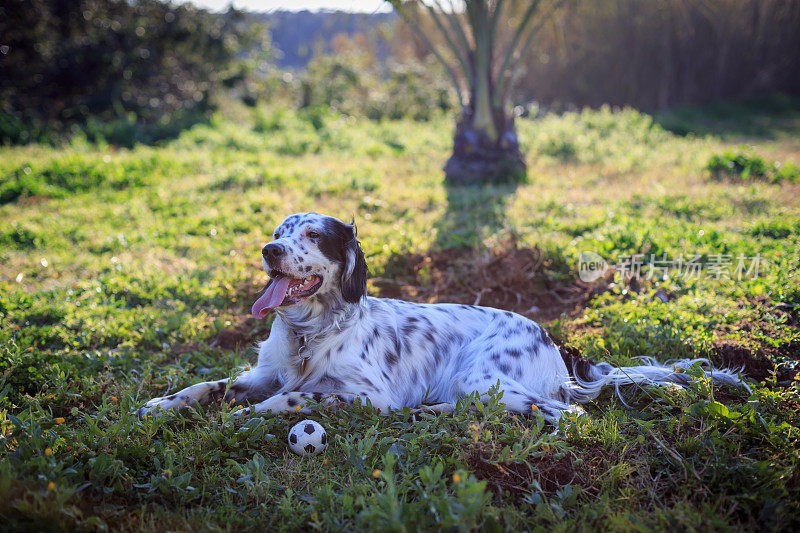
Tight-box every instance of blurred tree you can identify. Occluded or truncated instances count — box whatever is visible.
[0,0,263,145]
[296,31,453,120]
[387,0,562,184]
[512,0,800,112]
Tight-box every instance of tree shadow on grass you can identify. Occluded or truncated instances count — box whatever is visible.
[432,182,520,250]
[654,94,800,140]
[379,181,519,284]
[376,179,601,323]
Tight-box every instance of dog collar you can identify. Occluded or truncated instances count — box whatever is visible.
[296,334,314,374]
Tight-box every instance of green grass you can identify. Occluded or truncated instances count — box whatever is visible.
[1,98,800,531]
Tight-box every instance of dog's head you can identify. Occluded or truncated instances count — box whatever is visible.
[252,213,368,318]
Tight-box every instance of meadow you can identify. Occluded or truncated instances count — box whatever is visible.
[1,97,799,531]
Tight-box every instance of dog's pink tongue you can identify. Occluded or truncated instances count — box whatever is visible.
[251,277,291,318]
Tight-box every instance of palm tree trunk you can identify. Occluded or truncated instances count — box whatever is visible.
[444,111,525,185]
[389,0,534,185]
[471,1,497,142]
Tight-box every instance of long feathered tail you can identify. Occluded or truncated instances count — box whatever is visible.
[568,357,750,406]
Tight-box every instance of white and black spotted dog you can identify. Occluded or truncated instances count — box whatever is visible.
[138,213,747,421]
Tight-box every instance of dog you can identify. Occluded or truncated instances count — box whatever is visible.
[138,213,747,421]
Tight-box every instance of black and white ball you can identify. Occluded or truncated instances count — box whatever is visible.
[288,420,327,456]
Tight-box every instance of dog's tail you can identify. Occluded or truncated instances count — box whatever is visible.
[566,357,749,406]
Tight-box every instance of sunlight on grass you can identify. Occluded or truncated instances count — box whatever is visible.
[1,101,799,530]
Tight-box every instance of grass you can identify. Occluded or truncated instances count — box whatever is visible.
[1,97,800,531]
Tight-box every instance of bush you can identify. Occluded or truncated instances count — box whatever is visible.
[291,36,454,121]
[773,161,800,183]
[705,149,798,183]
[0,0,260,146]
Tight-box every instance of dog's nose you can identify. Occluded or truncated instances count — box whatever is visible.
[262,243,285,260]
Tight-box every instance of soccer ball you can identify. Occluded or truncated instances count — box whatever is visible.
[288,419,327,456]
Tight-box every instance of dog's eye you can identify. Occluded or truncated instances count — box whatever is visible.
[307,231,320,239]
[273,233,280,239]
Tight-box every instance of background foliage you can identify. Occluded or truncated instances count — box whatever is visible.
[513,0,800,110]
[3,0,800,148]
[0,0,260,146]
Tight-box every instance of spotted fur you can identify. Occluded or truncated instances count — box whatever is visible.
[138,213,748,421]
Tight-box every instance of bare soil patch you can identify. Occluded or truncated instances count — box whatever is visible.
[17,195,51,205]
[210,317,270,351]
[711,295,800,384]
[375,239,601,322]
[466,442,613,498]
[713,338,800,384]
[170,317,269,357]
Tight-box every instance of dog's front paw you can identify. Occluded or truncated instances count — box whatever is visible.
[136,395,182,419]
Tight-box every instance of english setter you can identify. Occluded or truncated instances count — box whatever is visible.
[138,213,746,421]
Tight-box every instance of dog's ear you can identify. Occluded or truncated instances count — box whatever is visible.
[341,222,368,303]
[320,217,369,303]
